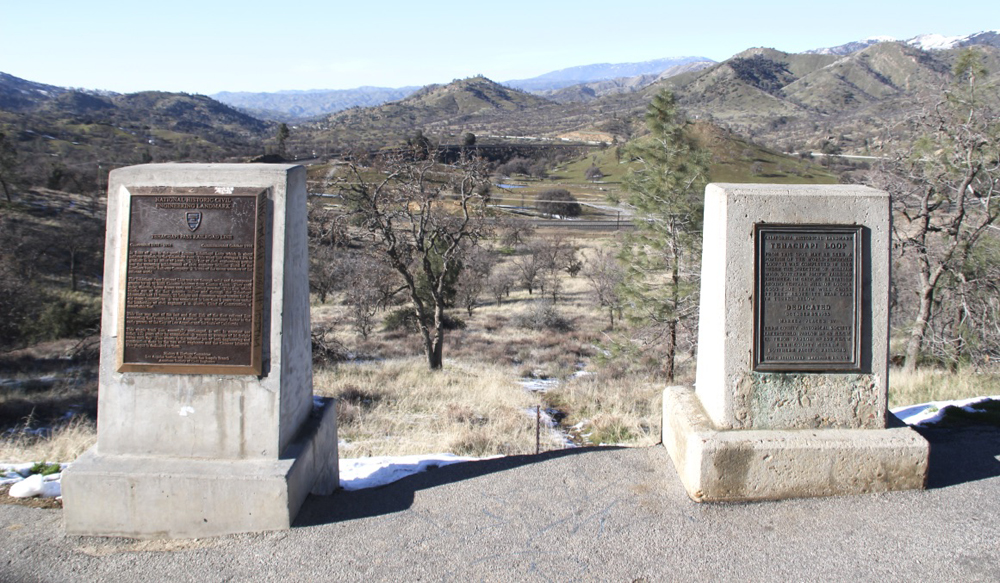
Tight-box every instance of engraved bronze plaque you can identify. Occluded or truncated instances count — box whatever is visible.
[754,224,862,372]
[117,186,267,375]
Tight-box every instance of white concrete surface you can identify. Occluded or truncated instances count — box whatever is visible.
[62,164,337,537]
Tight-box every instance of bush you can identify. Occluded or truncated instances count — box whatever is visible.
[584,165,604,181]
[536,188,581,218]
[32,291,101,342]
[511,300,572,332]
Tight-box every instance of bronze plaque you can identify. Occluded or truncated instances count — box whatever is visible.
[754,224,862,372]
[117,186,267,375]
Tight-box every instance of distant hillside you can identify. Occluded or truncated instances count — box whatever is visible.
[306,76,559,149]
[209,56,716,120]
[653,42,999,153]
[541,61,714,103]
[0,73,69,112]
[212,86,420,121]
[0,72,271,191]
[294,42,1000,158]
[504,56,714,92]
[804,29,1000,55]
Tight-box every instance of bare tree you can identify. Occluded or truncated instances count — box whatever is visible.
[536,235,577,303]
[497,216,535,248]
[309,243,342,304]
[307,201,353,304]
[337,151,492,369]
[584,247,625,329]
[344,254,398,340]
[870,49,1000,371]
[455,245,496,317]
[486,265,516,307]
[513,251,542,295]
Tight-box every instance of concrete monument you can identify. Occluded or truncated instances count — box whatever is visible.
[663,183,929,501]
[62,164,338,537]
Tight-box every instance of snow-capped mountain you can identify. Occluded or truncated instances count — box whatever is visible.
[804,30,1000,55]
[804,36,895,55]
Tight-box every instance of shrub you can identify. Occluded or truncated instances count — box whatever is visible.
[584,165,604,181]
[536,188,581,218]
[511,300,572,332]
[33,291,101,342]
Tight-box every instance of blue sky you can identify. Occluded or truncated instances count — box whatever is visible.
[1,1,994,94]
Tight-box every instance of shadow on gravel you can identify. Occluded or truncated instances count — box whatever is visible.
[914,425,1000,489]
[294,446,624,527]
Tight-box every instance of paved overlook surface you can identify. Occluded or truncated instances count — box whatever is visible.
[3,426,1000,583]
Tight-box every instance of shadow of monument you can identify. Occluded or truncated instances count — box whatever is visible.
[293,446,623,527]
[914,425,1000,489]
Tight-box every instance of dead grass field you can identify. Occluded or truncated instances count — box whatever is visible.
[311,233,679,457]
[3,233,997,465]
[888,367,1000,409]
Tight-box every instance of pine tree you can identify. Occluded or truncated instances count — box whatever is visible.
[613,90,709,381]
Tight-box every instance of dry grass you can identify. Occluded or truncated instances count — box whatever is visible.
[0,415,96,463]
[888,367,1000,409]
[545,372,664,447]
[314,358,565,457]
[303,233,688,458]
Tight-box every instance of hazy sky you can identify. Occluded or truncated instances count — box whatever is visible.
[1,1,994,94]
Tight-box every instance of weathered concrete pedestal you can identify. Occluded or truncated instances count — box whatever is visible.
[663,184,928,502]
[62,164,338,537]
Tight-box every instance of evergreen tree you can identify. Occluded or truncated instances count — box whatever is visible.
[276,123,290,157]
[0,132,17,203]
[613,90,709,381]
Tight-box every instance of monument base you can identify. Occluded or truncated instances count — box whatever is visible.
[62,399,338,538]
[662,387,929,502]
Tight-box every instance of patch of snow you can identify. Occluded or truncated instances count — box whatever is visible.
[907,33,965,50]
[891,395,1000,426]
[519,377,560,393]
[339,454,488,491]
[8,473,61,498]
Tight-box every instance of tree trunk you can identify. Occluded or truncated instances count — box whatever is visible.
[424,304,445,370]
[665,242,680,383]
[429,335,443,370]
[665,320,676,382]
[903,284,934,373]
[70,249,78,292]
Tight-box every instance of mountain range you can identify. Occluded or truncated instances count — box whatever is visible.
[2,30,998,191]
[502,56,714,92]
[294,38,999,159]
[209,30,999,121]
[805,30,1000,56]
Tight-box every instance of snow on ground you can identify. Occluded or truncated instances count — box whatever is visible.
[890,395,1000,427]
[339,453,495,491]
[5,395,1000,499]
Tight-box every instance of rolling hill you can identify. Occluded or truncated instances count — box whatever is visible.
[306,76,561,149]
[3,34,998,195]
[0,73,272,190]
[212,86,420,122]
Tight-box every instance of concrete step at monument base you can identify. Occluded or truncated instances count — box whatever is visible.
[662,386,929,502]
[62,399,338,538]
